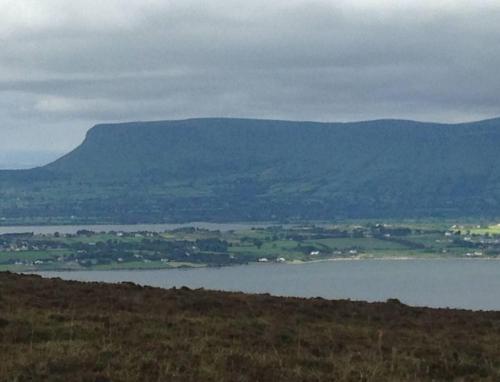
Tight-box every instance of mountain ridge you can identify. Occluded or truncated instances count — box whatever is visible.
[40,115,500,174]
[1,116,500,223]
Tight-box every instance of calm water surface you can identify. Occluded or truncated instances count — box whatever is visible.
[37,259,500,311]
[0,222,275,235]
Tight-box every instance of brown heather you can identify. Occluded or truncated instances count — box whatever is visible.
[1,271,500,381]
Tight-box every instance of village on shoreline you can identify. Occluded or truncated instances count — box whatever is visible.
[1,222,500,272]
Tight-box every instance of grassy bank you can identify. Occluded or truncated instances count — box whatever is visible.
[1,272,500,381]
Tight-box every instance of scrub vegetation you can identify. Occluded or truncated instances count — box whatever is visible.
[1,272,500,381]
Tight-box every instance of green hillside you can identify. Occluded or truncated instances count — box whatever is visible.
[1,117,500,223]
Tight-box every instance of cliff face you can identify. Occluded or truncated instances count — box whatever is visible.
[1,117,500,222]
[42,117,500,180]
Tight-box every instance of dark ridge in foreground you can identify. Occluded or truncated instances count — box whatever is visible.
[1,272,500,381]
[1,117,500,223]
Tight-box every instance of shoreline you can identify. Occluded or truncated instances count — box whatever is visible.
[23,255,500,273]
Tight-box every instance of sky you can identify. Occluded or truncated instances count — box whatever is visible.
[1,0,500,158]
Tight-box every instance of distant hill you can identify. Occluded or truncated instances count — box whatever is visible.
[1,117,500,223]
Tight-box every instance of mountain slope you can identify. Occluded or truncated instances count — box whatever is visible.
[1,117,500,223]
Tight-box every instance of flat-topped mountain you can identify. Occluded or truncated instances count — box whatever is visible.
[1,117,500,223]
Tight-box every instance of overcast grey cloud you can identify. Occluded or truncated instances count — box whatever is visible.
[1,0,500,156]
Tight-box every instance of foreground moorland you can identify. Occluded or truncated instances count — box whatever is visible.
[1,272,500,381]
[1,222,499,271]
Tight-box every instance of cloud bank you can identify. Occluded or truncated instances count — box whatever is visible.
[1,0,500,151]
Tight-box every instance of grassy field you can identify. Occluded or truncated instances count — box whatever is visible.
[2,272,500,381]
[1,222,500,271]
[469,224,500,235]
